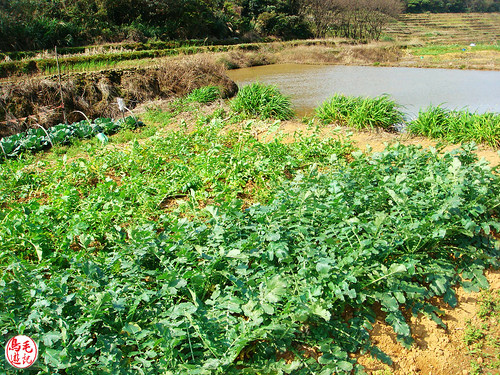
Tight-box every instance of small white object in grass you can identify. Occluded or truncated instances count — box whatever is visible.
[117,97,126,112]
[470,43,476,47]
[96,133,109,145]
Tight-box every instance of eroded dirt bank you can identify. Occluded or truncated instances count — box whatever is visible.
[0,56,237,138]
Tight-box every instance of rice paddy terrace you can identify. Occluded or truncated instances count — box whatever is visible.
[385,13,500,44]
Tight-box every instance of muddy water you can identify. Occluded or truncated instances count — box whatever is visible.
[227,64,500,118]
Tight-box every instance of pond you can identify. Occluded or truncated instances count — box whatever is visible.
[227,64,500,118]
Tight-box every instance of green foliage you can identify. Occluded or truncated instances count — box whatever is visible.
[185,86,221,104]
[410,44,500,56]
[316,94,405,130]
[0,49,181,78]
[477,290,500,319]
[230,83,294,120]
[0,129,498,373]
[256,12,312,40]
[464,323,485,345]
[0,0,310,53]
[408,106,500,148]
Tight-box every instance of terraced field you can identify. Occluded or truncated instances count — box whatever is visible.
[385,13,500,44]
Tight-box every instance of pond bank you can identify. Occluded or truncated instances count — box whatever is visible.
[1,41,498,138]
[213,41,499,72]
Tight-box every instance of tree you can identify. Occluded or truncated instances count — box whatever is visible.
[300,0,403,40]
[299,0,341,38]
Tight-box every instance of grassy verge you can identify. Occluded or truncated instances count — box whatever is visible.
[314,94,499,148]
[409,44,500,57]
[0,39,245,62]
[408,106,500,148]
[0,45,239,78]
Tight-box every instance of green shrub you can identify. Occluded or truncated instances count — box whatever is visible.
[316,94,405,130]
[230,82,294,120]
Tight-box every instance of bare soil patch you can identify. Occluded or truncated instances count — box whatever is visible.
[358,269,500,375]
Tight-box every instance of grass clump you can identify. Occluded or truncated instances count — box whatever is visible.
[230,82,294,120]
[185,86,221,104]
[316,94,405,130]
[408,106,500,148]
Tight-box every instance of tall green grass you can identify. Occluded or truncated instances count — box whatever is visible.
[230,82,294,120]
[408,106,500,148]
[185,86,221,104]
[43,60,120,74]
[316,94,405,130]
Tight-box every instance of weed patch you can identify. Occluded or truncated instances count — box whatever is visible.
[463,289,500,374]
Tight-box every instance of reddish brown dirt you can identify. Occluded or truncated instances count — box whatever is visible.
[357,269,500,375]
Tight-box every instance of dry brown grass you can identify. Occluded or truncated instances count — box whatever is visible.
[216,50,277,69]
[0,56,237,137]
[211,42,402,69]
[275,43,402,65]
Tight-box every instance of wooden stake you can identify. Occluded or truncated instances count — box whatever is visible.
[55,46,67,124]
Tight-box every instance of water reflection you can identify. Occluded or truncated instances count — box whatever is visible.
[227,64,500,118]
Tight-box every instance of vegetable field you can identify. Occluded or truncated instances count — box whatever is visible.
[0,91,499,374]
[0,117,142,161]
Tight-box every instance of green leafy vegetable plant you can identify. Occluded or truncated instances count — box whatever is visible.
[0,116,143,162]
[0,134,498,373]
